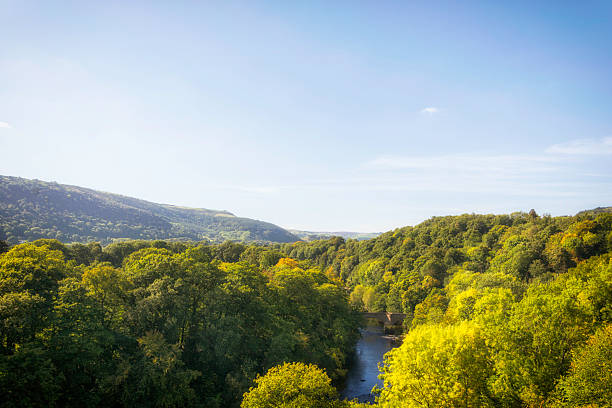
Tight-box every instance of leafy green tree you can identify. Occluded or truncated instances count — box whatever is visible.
[81,263,129,328]
[486,276,594,406]
[241,362,344,408]
[411,289,447,327]
[0,346,60,408]
[377,322,495,408]
[118,331,200,408]
[349,284,366,310]
[0,243,67,302]
[555,324,612,407]
[47,277,115,407]
[489,236,537,280]
[0,244,69,352]
[0,291,46,354]
[215,242,246,262]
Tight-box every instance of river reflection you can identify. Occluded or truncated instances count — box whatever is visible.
[341,324,396,403]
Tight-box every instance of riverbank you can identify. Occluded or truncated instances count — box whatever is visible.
[381,334,403,341]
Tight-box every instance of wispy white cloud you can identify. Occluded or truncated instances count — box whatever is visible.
[223,177,594,198]
[546,137,612,155]
[355,136,612,200]
[366,154,559,174]
[0,121,11,129]
[420,107,439,115]
[224,137,611,200]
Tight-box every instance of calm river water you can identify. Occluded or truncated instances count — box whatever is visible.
[341,324,396,403]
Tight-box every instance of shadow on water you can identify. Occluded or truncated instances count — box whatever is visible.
[341,321,398,404]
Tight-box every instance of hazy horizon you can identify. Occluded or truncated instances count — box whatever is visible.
[1,1,611,231]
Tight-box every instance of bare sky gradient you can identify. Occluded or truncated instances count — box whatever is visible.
[1,1,611,231]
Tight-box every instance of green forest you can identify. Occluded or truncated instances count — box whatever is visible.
[0,209,611,407]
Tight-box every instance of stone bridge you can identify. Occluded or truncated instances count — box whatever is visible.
[362,312,407,327]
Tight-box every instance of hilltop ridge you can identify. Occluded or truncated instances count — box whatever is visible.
[0,175,298,244]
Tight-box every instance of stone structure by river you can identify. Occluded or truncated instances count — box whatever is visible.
[341,323,398,403]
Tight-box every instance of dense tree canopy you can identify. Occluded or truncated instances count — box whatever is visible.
[1,209,611,407]
[272,211,612,407]
[0,240,359,407]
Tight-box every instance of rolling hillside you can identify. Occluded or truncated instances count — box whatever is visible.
[0,175,298,244]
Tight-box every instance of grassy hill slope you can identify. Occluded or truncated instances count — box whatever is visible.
[0,175,298,244]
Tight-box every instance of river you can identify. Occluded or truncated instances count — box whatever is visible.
[341,323,397,403]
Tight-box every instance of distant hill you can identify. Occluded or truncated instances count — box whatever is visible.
[289,230,380,241]
[0,175,298,244]
[576,206,612,216]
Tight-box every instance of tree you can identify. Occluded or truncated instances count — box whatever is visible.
[113,331,200,408]
[81,263,129,328]
[0,346,60,407]
[556,324,612,407]
[0,243,68,302]
[241,362,344,408]
[0,244,69,352]
[486,276,594,406]
[411,289,447,327]
[377,322,495,408]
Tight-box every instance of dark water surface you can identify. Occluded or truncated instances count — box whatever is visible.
[341,324,396,403]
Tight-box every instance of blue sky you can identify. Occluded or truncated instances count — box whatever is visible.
[1,1,611,231]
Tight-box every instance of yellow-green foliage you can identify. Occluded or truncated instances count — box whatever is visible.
[556,324,612,407]
[376,253,612,408]
[377,322,494,408]
[2,211,612,408]
[241,362,340,408]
